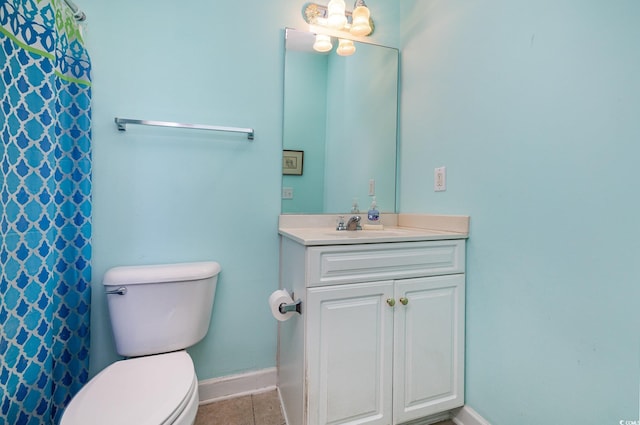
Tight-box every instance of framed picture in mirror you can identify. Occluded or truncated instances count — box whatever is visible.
[283,150,304,175]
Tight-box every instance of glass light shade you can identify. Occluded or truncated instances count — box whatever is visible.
[313,34,333,52]
[327,0,347,29]
[350,5,372,36]
[336,38,356,56]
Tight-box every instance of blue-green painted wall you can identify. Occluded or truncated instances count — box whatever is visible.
[399,1,640,424]
[79,0,638,422]
[82,0,399,380]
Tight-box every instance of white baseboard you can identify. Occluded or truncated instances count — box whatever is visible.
[452,405,491,425]
[198,367,277,404]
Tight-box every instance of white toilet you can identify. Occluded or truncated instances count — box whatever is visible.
[61,261,221,425]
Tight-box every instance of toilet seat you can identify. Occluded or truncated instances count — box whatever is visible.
[61,351,198,425]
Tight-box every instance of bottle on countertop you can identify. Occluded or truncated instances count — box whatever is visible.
[351,198,360,214]
[367,197,379,224]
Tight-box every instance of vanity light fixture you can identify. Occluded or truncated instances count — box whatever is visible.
[303,0,374,55]
[313,34,333,52]
[327,0,347,29]
[336,38,356,56]
[350,0,372,36]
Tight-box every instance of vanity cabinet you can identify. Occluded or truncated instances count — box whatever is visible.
[278,237,466,425]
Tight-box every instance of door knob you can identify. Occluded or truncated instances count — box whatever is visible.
[399,297,408,305]
[386,298,396,307]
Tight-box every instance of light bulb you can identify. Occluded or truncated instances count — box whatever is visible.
[313,34,333,53]
[336,39,356,56]
[327,0,347,29]
[350,5,372,36]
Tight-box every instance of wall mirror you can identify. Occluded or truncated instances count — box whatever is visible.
[282,28,399,214]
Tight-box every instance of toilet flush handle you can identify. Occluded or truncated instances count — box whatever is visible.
[105,287,127,295]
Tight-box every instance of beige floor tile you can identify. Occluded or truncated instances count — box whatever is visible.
[194,389,450,425]
[195,395,254,425]
[251,391,286,425]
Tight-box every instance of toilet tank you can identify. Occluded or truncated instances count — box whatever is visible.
[103,261,221,357]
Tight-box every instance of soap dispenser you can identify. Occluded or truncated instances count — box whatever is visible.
[367,197,380,224]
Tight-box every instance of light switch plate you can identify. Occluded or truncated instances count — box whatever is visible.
[282,187,293,199]
[434,167,446,192]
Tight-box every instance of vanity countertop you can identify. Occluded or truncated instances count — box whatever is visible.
[279,213,469,246]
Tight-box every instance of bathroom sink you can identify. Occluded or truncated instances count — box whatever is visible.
[278,214,470,246]
[323,228,417,238]
[279,225,465,246]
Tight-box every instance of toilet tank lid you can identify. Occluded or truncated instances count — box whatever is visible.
[103,261,221,286]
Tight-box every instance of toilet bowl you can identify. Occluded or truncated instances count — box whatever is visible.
[60,261,221,425]
[61,351,198,425]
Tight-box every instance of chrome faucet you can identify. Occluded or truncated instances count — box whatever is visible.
[346,215,361,231]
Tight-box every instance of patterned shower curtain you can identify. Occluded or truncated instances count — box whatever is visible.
[0,0,92,424]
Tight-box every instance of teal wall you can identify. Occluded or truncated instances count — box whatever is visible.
[400,1,640,424]
[81,0,399,380]
[78,0,638,422]
[82,0,292,380]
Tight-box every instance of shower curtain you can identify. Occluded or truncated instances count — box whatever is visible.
[0,1,92,424]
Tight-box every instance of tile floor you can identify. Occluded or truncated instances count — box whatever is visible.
[194,389,455,425]
[195,390,285,425]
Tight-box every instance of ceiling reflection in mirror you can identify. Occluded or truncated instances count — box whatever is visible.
[282,28,398,214]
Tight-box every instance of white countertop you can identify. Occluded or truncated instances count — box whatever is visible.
[279,214,469,246]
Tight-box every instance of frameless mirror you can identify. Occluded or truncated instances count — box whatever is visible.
[282,28,398,214]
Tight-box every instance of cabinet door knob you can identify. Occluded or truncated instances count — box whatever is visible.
[399,297,409,305]
[386,298,396,307]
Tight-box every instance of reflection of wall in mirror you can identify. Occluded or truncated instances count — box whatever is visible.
[282,50,328,213]
[282,33,398,214]
[324,42,398,214]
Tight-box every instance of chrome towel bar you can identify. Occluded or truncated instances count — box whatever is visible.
[114,117,255,140]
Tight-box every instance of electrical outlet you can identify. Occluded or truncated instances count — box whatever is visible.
[368,179,375,196]
[434,167,446,192]
[282,187,293,199]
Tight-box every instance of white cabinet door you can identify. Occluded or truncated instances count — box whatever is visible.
[307,281,395,425]
[392,275,465,424]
